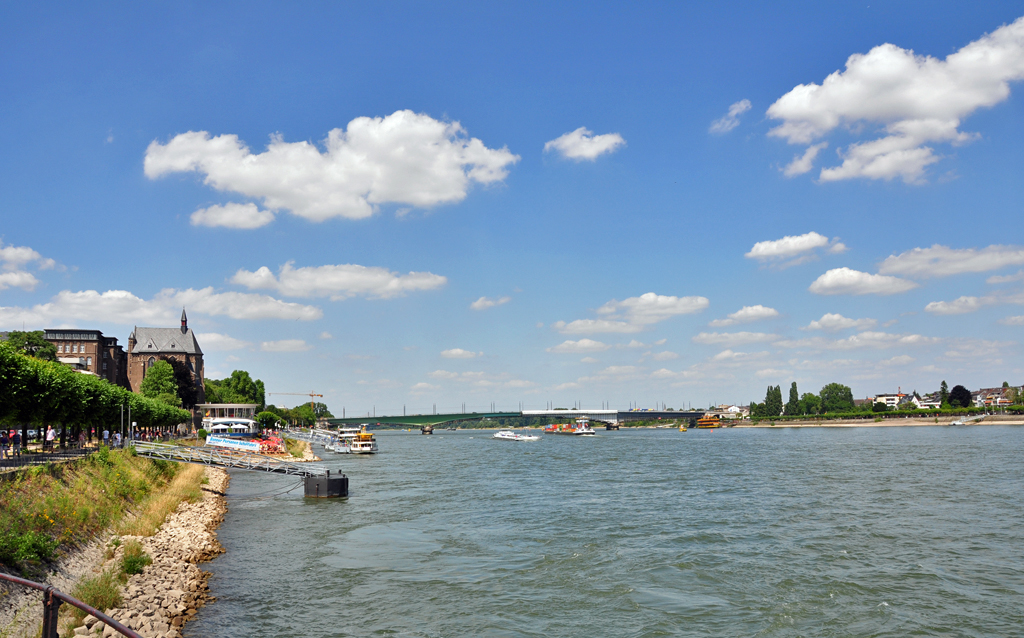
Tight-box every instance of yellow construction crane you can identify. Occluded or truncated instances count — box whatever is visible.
[268,392,324,411]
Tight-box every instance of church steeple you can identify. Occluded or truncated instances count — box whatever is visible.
[181,308,188,334]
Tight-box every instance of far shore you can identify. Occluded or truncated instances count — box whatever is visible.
[735,414,1024,428]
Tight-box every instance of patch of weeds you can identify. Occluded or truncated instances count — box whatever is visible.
[0,530,58,564]
[69,568,124,625]
[121,539,151,575]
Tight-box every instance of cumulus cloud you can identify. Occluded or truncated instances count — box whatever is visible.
[580,357,600,364]
[745,231,846,267]
[552,319,643,334]
[0,287,322,326]
[145,110,520,222]
[190,202,275,229]
[546,339,610,354]
[809,267,918,295]
[543,127,626,160]
[411,382,440,393]
[441,348,481,359]
[803,313,878,331]
[260,339,311,352]
[878,244,1024,278]
[319,332,333,340]
[924,295,987,315]
[195,332,251,351]
[651,351,679,361]
[470,295,511,310]
[767,16,1024,182]
[988,270,1024,284]
[231,261,447,300]
[778,331,939,350]
[710,305,779,327]
[0,241,57,291]
[428,370,460,379]
[1000,315,1024,325]
[692,331,779,346]
[709,99,752,134]
[782,142,828,176]
[597,293,709,324]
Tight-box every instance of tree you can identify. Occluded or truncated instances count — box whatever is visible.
[800,393,821,416]
[948,385,972,408]
[256,411,283,428]
[140,361,181,407]
[939,380,949,405]
[4,330,57,361]
[872,401,888,413]
[205,370,266,409]
[819,383,855,413]
[161,357,199,410]
[785,382,801,415]
[762,385,783,417]
[312,402,334,418]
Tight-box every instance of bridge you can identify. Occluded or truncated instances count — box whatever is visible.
[324,409,706,427]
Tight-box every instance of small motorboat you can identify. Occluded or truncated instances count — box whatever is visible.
[493,429,540,441]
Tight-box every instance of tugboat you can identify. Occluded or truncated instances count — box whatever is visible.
[420,423,434,435]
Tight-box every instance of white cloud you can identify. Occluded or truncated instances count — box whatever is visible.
[651,351,679,361]
[0,271,39,292]
[546,339,610,354]
[580,357,600,364]
[745,231,840,264]
[988,270,1024,284]
[319,331,333,340]
[709,99,752,134]
[778,331,939,350]
[692,331,779,346]
[552,319,643,334]
[190,202,275,229]
[767,16,1024,182]
[260,339,311,352]
[543,127,626,160]
[441,348,481,359]
[0,287,322,326]
[231,262,447,300]
[428,370,459,379]
[145,110,520,222]
[756,368,790,379]
[924,295,987,315]
[782,142,828,177]
[709,304,779,327]
[809,267,918,295]
[195,332,251,351]
[878,244,1024,278]
[470,295,511,310]
[803,313,878,332]
[411,382,440,393]
[597,292,709,324]
[999,315,1024,325]
[711,349,768,362]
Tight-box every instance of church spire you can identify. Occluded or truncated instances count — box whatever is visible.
[181,308,188,334]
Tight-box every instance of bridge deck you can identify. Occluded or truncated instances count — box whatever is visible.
[132,441,328,477]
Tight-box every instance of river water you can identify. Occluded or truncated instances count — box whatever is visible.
[185,426,1023,637]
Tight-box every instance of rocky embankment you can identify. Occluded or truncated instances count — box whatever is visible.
[69,467,229,638]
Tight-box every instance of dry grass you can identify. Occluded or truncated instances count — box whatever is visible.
[284,438,308,459]
[116,463,206,537]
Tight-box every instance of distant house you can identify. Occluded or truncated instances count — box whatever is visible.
[43,329,129,388]
[972,387,1015,408]
[915,393,942,409]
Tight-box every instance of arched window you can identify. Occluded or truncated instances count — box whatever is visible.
[147,357,156,368]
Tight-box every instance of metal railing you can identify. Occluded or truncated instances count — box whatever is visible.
[131,440,328,477]
[0,447,95,470]
[0,572,141,638]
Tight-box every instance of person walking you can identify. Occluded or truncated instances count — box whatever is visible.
[44,425,56,452]
[114,431,122,448]
[0,430,8,460]
[12,430,21,457]
[102,428,110,447]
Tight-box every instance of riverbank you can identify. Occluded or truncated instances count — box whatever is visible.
[736,414,1024,427]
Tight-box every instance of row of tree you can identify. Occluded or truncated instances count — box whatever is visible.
[0,341,192,444]
[257,402,333,428]
[751,379,981,417]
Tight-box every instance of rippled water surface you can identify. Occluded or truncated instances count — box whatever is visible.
[186,426,1024,637]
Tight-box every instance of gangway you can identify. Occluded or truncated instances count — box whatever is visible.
[131,441,346,497]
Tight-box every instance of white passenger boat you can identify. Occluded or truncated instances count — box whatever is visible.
[348,426,378,454]
[493,429,540,441]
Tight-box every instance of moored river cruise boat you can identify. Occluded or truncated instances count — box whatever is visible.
[544,417,596,436]
[349,426,378,454]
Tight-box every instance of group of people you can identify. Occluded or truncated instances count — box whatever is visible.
[0,425,184,458]
[0,429,23,459]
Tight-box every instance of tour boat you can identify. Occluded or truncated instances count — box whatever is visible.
[492,429,540,441]
[696,416,722,429]
[545,417,596,436]
[349,426,378,454]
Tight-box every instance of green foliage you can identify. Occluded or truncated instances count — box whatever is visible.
[140,360,179,406]
[204,370,266,409]
[197,428,208,440]
[121,539,152,574]
[940,380,949,405]
[819,382,855,413]
[799,393,821,415]
[3,330,57,361]
[71,567,124,618]
[785,382,801,415]
[0,530,58,564]
[257,411,282,428]
[762,385,783,417]
[161,356,199,409]
[949,384,972,408]
[872,401,888,413]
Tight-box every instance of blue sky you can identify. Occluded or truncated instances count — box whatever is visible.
[2,2,1023,413]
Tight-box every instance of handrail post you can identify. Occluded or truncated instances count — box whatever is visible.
[42,586,62,638]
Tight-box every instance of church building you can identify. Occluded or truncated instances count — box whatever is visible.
[127,309,206,408]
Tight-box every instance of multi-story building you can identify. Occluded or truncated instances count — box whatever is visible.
[43,329,129,387]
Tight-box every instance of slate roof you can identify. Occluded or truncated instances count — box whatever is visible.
[131,327,203,356]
